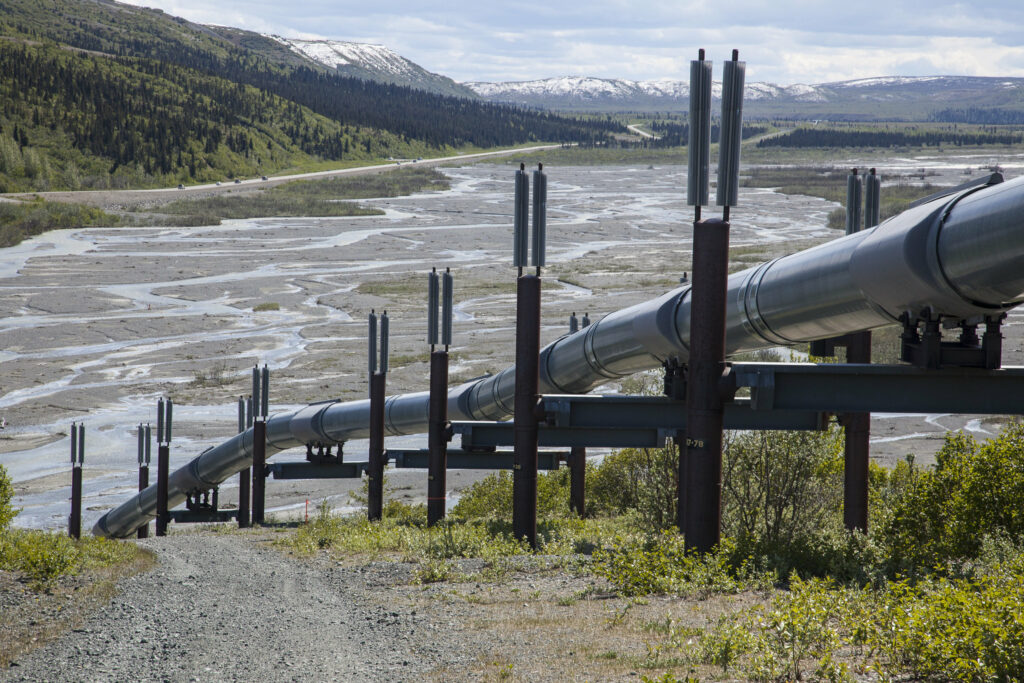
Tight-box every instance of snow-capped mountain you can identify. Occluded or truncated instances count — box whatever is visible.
[258,33,1024,119]
[465,75,1024,116]
[269,36,477,99]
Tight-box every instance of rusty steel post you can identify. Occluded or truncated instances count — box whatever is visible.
[252,420,267,525]
[513,274,541,547]
[427,350,449,525]
[237,466,251,529]
[69,464,82,540]
[68,423,84,540]
[569,446,586,517]
[684,218,730,553]
[137,463,149,538]
[843,331,872,532]
[367,372,386,521]
[156,443,169,536]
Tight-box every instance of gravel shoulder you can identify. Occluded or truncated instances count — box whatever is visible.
[1,531,461,682]
[2,527,728,682]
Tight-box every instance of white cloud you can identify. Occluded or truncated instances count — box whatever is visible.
[115,0,1024,84]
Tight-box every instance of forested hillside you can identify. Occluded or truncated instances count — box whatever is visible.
[0,0,622,192]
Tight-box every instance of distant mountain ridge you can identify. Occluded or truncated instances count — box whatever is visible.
[269,36,477,99]
[465,75,1024,118]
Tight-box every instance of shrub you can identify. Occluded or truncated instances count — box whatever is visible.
[0,529,80,588]
[0,463,17,532]
[451,468,572,522]
[589,443,678,531]
[592,532,771,598]
[721,425,848,578]
[879,423,1024,575]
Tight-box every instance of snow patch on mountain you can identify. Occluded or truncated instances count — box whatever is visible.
[464,76,836,103]
[269,36,417,78]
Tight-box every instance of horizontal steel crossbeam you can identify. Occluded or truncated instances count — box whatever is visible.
[390,449,563,470]
[168,509,238,523]
[268,462,366,479]
[731,362,1024,414]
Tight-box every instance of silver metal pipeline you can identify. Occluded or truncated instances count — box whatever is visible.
[94,174,1024,538]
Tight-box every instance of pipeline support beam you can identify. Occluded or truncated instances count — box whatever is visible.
[684,218,730,553]
[367,372,386,521]
[252,421,266,524]
[427,351,449,525]
[513,274,541,547]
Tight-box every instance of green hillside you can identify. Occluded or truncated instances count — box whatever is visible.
[0,0,622,192]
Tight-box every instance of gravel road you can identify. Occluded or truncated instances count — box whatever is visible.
[1,534,464,682]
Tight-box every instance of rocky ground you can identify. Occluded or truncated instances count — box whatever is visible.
[1,528,733,682]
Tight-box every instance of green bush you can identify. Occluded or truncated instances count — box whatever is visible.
[0,529,80,588]
[592,532,771,598]
[589,444,678,531]
[451,468,573,522]
[879,423,1024,575]
[0,464,17,532]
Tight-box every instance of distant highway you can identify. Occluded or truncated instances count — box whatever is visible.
[0,144,565,208]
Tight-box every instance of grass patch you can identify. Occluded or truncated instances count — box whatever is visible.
[740,165,945,222]
[252,301,280,312]
[0,198,124,247]
[150,166,451,223]
[190,360,232,387]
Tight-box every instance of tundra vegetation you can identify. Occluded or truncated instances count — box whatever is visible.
[279,367,1024,681]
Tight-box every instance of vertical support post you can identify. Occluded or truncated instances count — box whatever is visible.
[842,170,875,532]
[512,274,541,547]
[156,441,169,536]
[568,446,585,517]
[252,419,266,525]
[427,350,449,525]
[683,218,730,553]
[843,331,871,532]
[846,169,863,235]
[137,424,151,539]
[367,372,386,521]
[156,397,172,537]
[69,423,83,540]
[237,397,250,529]
[367,308,388,521]
[261,365,269,419]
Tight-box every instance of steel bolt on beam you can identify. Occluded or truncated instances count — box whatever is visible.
[683,218,730,553]
[367,372,386,521]
[427,350,449,525]
[568,446,585,517]
[513,274,541,547]
[252,420,267,525]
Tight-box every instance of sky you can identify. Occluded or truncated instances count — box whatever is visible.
[121,0,1024,85]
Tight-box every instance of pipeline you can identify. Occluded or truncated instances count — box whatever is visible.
[94,174,1024,538]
